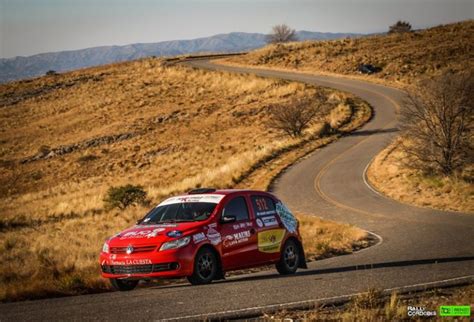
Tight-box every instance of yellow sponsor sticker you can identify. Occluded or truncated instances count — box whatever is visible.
[258,229,285,253]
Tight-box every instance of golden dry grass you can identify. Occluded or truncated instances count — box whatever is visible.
[221,20,474,85]
[296,213,369,261]
[0,57,371,302]
[266,284,474,321]
[367,139,474,213]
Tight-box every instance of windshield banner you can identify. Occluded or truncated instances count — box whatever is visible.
[159,194,225,206]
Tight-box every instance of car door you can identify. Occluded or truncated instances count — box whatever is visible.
[250,194,286,263]
[219,195,258,270]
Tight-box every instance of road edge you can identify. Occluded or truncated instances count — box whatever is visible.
[162,275,474,321]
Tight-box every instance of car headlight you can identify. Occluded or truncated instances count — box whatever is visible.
[159,236,191,251]
[102,242,110,254]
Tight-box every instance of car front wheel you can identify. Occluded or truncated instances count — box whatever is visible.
[187,247,217,285]
[276,239,299,275]
[110,278,139,291]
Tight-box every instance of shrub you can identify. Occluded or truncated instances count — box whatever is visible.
[400,71,473,175]
[77,154,99,163]
[388,21,412,34]
[268,95,324,137]
[103,185,148,210]
[267,24,297,44]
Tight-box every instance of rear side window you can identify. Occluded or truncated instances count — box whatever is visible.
[222,197,249,221]
[251,195,276,217]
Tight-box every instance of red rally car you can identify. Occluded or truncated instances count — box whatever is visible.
[100,188,307,291]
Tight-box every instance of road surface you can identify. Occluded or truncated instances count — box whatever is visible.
[1,60,473,321]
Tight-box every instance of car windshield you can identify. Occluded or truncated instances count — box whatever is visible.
[139,202,217,224]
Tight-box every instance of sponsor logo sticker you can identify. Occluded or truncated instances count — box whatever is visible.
[257,229,285,253]
[256,218,263,228]
[110,259,152,265]
[120,228,165,239]
[262,215,278,227]
[223,230,251,248]
[159,194,225,206]
[192,232,207,244]
[276,202,298,233]
[207,226,222,245]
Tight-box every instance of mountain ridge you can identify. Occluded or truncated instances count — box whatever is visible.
[0,31,361,83]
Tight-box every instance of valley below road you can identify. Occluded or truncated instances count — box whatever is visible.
[1,59,473,321]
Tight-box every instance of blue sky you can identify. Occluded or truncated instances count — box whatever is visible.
[1,0,473,58]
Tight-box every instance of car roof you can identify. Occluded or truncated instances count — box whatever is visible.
[195,189,274,196]
[155,189,278,208]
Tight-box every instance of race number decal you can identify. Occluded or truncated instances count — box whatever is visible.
[275,202,297,233]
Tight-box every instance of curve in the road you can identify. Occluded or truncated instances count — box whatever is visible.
[1,60,473,321]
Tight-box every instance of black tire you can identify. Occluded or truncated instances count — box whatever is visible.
[110,278,139,291]
[276,239,299,275]
[187,247,218,285]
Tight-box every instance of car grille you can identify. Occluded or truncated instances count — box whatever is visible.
[102,263,179,275]
[110,245,157,254]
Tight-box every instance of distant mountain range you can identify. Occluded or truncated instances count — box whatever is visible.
[0,31,361,83]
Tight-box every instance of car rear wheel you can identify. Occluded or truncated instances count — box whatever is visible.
[187,247,217,285]
[276,239,299,275]
[110,278,139,291]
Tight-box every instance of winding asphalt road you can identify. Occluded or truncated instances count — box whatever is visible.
[1,60,473,321]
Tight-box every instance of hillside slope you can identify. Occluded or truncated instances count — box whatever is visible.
[0,57,371,301]
[0,31,360,83]
[222,21,474,84]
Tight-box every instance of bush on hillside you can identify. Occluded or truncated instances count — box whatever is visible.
[267,24,297,44]
[268,95,324,137]
[103,185,148,210]
[389,21,412,34]
[400,71,473,175]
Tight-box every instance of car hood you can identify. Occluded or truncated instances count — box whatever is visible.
[107,222,203,246]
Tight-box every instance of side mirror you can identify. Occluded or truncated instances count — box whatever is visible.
[220,215,236,224]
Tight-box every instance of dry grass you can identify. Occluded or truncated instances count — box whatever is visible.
[0,56,371,302]
[296,213,369,261]
[266,284,474,321]
[221,20,474,85]
[367,139,474,213]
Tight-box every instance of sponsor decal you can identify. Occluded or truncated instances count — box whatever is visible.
[193,232,207,244]
[262,215,278,227]
[120,228,165,240]
[239,223,246,228]
[206,226,222,245]
[256,210,277,216]
[167,230,183,238]
[275,202,298,233]
[258,229,285,253]
[256,218,263,228]
[159,194,225,206]
[110,258,152,265]
[233,224,240,230]
[223,230,251,248]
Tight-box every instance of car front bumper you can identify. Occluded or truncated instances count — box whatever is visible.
[99,245,195,279]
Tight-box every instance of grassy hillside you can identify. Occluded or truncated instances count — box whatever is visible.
[0,58,371,301]
[367,139,473,213]
[221,21,474,84]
